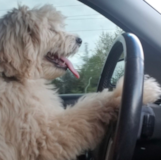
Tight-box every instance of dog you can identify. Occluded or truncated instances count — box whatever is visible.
[0,5,160,160]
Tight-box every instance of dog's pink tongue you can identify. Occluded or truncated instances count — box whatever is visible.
[61,57,80,79]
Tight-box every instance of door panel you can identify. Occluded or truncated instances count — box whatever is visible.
[60,94,83,108]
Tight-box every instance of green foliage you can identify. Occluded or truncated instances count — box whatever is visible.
[52,29,124,94]
[111,65,124,85]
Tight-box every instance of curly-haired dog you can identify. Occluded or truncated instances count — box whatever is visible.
[0,5,160,160]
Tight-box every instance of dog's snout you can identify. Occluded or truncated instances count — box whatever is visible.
[76,37,82,45]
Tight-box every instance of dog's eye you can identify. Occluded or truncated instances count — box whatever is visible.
[27,26,32,35]
[49,28,56,33]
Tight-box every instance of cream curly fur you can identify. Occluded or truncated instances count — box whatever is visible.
[0,5,160,160]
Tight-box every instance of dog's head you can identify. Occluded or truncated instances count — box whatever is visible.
[0,5,81,80]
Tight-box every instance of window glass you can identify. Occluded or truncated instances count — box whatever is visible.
[144,0,161,13]
[111,54,125,86]
[0,0,123,94]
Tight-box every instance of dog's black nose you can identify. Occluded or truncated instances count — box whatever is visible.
[76,37,82,45]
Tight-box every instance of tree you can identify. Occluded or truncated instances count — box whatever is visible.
[111,65,124,85]
[53,28,124,94]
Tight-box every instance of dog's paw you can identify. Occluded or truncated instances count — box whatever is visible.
[98,78,123,111]
[111,75,161,106]
[143,75,161,104]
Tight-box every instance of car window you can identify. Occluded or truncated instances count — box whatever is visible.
[144,0,161,14]
[111,54,125,86]
[0,0,123,94]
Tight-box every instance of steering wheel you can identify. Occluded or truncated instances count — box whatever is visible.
[95,33,144,160]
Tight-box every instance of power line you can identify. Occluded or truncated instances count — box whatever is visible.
[0,4,84,11]
[69,29,116,32]
[67,14,100,17]
[54,4,84,8]
[0,10,102,19]
[67,18,105,20]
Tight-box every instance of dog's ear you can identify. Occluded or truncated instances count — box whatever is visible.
[25,18,40,46]
[0,5,41,78]
[18,5,40,41]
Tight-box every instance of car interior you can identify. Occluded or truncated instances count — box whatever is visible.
[0,0,161,160]
[60,0,161,160]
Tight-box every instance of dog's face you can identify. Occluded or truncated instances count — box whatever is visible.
[0,5,81,80]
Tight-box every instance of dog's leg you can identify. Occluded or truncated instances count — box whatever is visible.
[0,135,17,160]
[38,90,118,160]
[38,76,161,160]
[115,76,161,104]
[143,75,161,104]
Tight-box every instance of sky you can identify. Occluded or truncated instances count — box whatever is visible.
[0,0,160,69]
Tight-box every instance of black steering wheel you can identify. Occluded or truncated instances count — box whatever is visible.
[95,33,144,160]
